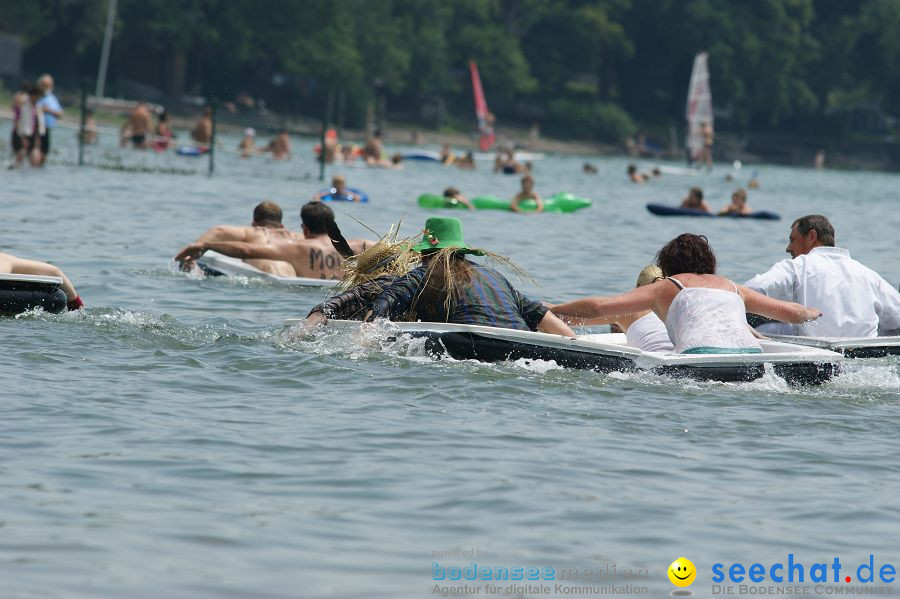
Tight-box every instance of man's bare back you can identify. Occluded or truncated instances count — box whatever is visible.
[190,224,303,276]
[175,235,370,279]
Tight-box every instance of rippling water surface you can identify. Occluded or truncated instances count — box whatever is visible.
[2,127,899,598]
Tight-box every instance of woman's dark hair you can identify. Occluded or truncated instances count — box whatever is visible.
[656,233,716,276]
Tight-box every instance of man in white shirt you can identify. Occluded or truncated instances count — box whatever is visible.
[745,214,900,337]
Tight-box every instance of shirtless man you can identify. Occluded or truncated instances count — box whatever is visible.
[177,201,302,276]
[175,202,371,280]
[0,251,83,310]
[264,129,291,160]
[510,175,544,213]
[121,102,153,149]
[363,129,384,166]
[191,107,213,144]
[680,187,712,213]
[718,188,751,216]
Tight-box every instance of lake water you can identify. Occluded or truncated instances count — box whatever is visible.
[2,125,899,598]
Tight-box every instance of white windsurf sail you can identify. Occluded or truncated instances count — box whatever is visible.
[685,52,713,162]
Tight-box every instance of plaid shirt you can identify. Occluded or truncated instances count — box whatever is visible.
[369,261,547,331]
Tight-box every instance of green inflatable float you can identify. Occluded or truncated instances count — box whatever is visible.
[417,192,591,213]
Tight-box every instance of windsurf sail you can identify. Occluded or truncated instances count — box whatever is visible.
[469,61,495,152]
[685,52,713,163]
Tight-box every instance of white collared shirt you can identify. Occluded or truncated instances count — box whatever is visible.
[745,247,900,337]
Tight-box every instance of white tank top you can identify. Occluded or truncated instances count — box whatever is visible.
[625,312,675,353]
[664,277,761,353]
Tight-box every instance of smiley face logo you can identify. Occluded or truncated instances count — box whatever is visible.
[668,557,696,587]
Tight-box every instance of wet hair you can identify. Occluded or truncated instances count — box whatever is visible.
[732,188,747,203]
[627,164,637,174]
[443,187,460,198]
[301,201,335,234]
[792,214,835,246]
[253,201,283,226]
[656,233,717,276]
[332,174,346,186]
[521,174,534,186]
[689,187,703,201]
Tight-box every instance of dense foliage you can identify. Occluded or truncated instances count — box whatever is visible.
[3,0,898,142]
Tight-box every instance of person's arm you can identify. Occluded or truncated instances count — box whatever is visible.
[510,194,523,213]
[739,286,821,323]
[175,239,293,263]
[873,276,900,334]
[10,256,80,307]
[195,225,249,244]
[537,311,576,338]
[700,200,713,213]
[548,302,621,326]
[367,269,426,320]
[551,283,661,324]
[533,192,544,214]
[459,196,475,210]
[744,259,795,300]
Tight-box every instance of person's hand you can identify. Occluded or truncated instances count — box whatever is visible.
[804,307,823,322]
[174,242,206,263]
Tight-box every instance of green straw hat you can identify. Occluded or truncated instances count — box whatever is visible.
[412,217,484,255]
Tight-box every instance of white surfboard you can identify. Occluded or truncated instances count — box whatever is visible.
[197,251,338,288]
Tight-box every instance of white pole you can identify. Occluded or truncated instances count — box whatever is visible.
[95,0,117,98]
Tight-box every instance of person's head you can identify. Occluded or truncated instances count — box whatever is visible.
[243,127,255,138]
[28,85,41,101]
[252,201,283,227]
[787,214,834,258]
[627,164,637,175]
[332,174,346,189]
[635,264,663,288]
[732,188,747,206]
[521,175,534,191]
[37,74,54,93]
[688,187,703,204]
[652,167,661,177]
[443,186,460,198]
[391,153,403,165]
[656,233,716,277]
[301,201,335,235]
[412,217,484,318]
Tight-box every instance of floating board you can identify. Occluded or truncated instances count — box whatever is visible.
[196,251,338,288]
[282,319,842,385]
[0,274,68,314]
[401,150,442,162]
[767,334,900,359]
[647,203,780,220]
[418,192,591,213]
[176,146,209,157]
[318,187,369,202]
[473,152,545,162]
[655,165,704,176]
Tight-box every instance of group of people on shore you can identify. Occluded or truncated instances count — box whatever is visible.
[9,74,62,168]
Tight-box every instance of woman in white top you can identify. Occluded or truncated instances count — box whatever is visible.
[552,234,822,354]
[553,264,675,353]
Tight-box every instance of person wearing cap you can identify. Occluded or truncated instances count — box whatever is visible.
[176,201,304,275]
[239,128,257,158]
[0,251,83,310]
[365,217,575,336]
[176,202,372,279]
